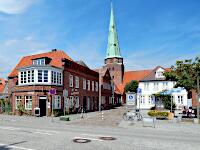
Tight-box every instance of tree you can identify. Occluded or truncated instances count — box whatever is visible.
[164,57,200,92]
[154,94,176,111]
[124,80,138,93]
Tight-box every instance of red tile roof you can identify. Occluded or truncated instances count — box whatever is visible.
[8,50,72,77]
[117,66,171,94]
[0,78,6,93]
[141,66,171,82]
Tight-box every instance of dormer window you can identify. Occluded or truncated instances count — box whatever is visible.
[33,59,45,65]
[155,68,165,78]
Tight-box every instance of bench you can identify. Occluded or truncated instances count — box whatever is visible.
[142,117,156,128]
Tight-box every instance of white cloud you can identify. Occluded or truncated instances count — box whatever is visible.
[0,37,49,78]
[0,0,37,14]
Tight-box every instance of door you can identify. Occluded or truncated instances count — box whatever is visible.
[39,97,47,117]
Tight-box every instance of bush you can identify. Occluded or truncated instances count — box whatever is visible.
[53,109,64,117]
[148,110,169,117]
[60,116,70,121]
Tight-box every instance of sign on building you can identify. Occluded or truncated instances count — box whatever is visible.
[126,92,136,106]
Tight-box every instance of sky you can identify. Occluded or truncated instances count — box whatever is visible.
[0,0,200,78]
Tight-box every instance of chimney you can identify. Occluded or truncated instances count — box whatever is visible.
[52,49,57,52]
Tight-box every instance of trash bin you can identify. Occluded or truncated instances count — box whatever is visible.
[34,107,40,117]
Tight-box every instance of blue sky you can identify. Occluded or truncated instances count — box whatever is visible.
[0,0,200,78]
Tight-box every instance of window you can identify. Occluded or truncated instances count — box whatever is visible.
[95,82,98,92]
[27,70,31,83]
[15,96,22,109]
[140,95,145,104]
[87,80,90,91]
[51,71,62,85]
[24,71,27,83]
[31,70,34,82]
[148,95,151,104]
[69,75,73,87]
[178,96,183,104]
[33,59,45,65]
[75,96,79,108]
[54,95,61,109]
[21,72,24,83]
[83,78,86,90]
[163,82,168,89]
[154,83,159,91]
[38,70,43,82]
[69,96,74,108]
[44,70,48,82]
[92,81,94,91]
[87,97,90,110]
[144,83,149,91]
[25,96,32,110]
[75,76,79,88]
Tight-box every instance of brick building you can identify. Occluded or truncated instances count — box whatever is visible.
[62,59,112,112]
[8,50,72,116]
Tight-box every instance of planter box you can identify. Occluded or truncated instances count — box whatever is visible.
[193,118,200,124]
[60,116,70,121]
[168,113,174,120]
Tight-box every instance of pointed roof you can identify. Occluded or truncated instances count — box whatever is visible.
[106,3,122,59]
[140,66,171,82]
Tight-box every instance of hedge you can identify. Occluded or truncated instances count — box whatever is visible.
[148,110,169,117]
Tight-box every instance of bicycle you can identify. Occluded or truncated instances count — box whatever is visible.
[123,110,143,121]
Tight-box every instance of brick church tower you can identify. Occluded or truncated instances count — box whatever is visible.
[104,3,124,85]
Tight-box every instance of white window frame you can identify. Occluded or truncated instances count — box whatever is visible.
[75,96,79,108]
[95,82,98,92]
[75,76,79,88]
[92,81,94,91]
[25,96,32,110]
[33,58,45,65]
[83,78,86,90]
[69,96,74,108]
[54,95,61,109]
[87,80,90,91]
[69,75,73,87]
[15,96,22,109]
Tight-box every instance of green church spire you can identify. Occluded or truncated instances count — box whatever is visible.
[106,2,122,59]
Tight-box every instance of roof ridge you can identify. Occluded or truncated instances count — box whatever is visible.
[23,50,64,58]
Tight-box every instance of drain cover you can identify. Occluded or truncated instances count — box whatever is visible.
[73,138,91,143]
[99,137,116,140]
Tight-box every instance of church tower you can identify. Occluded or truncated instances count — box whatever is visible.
[104,3,124,85]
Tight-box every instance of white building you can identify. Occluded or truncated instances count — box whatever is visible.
[137,66,188,109]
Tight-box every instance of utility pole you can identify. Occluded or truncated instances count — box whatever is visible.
[197,76,200,122]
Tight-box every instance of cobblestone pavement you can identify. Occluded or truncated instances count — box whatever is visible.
[67,106,126,127]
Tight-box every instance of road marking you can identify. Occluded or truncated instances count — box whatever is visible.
[74,136,104,142]
[33,131,52,135]
[0,126,56,136]
[81,133,113,137]
[0,143,35,150]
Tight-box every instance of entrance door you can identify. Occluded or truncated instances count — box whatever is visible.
[39,97,47,117]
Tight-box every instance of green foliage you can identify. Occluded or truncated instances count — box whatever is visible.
[163,57,200,91]
[154,94,176,110]
[17,103,25,115]
[60,116,70,121]
[53,109,64,117]
[124,80,138,93]
[148,110,169,117]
